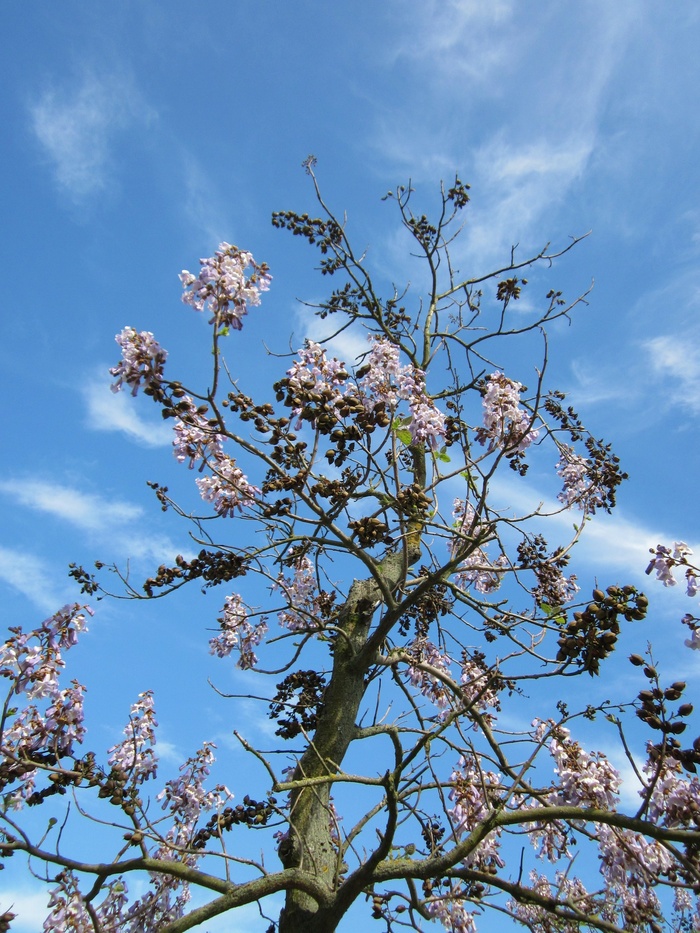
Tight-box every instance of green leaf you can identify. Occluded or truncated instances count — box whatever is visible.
[395,428,412,445]
[435,448,451,463]
[541,603,566,625]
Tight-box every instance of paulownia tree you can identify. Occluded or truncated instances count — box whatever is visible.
[3,161,700,933]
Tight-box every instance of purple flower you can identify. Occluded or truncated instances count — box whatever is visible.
[180,242,271,329]
[110,327,167,396]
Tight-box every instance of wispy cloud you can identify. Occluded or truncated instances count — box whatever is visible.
[461,136,594,266]
[387,0,516,82]
[0,479,183,567]
[481,472,690,589]
[0,887,51,933]
[84,372,172,447]
[566,358,638,408]
[0,547,67,612]
[643,335,700,414]
[29,71,155,201]
[181,153,233,247]
[0,479,142,534]
[292,304,370,366]
[370,5,639,273]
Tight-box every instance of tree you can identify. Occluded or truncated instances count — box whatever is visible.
[2,162,700,933]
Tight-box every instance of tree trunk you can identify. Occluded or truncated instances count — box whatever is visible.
[278,550,416,933]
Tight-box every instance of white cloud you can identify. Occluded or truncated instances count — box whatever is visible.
[181,153,233,246]
[0,479,143,534]
[0,887,50,933]
[0,478,185,569]
[388,0,516,82]
[84,373,172,447]
[567,358,637,408]
[29,71,155,200]
[643,335,700,414]
[461,135,594,266]
[0,547,66,612]
[292,304,371,365]
[478,472,690,588]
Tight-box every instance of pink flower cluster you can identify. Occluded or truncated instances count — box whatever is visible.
[476,371,538,453]
[526,720,619,862]
[597,824,672,927]
[275,556,325,631]
[285,340,349,428]
[509,872,597,930]
[359,338,447,448]
[179,242,271,329]
[647,542,697,595]
[426,893,478,933]
[283,337,447,447]
[448,753,504,873]
[172,397,226,467]
[2,603,242,930]
[107,691,158,784]
[646,543,700,649]
[1,604,91,808]
[195,460,259,517]
[110,327,167,397]
[643,756,700,828]
[209,593,267,669]
[405,639,453,711]
[173,396,259,516]
[547,727,620,809]
[555,445,607,514]
[450,498,506,594]
[157,743,233,857]
[460,657,500,723]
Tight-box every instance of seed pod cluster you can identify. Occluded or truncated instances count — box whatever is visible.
[97,768,141,815]
[192,795,276,849]
[556,585,648,675]
[269,670,327,740]
[348,516,392,548]
[631,658,700,773]
[143,549,247,596]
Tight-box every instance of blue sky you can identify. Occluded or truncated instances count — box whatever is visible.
[2,2,700,929]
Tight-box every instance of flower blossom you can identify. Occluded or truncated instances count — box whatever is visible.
[643,757,700,828]
[170,397,259,516]
[548,727,620,809]
[195,456,260,516]
[284,341,349,428]
[107,691,158,784]
[476,371,538,453]
[44,872,92,932]
[1,604,92,809]
[555,445,607,514]
[426,893,478,933]
[684,617,700,650]
[597,824,672,927]
[509,872,597,930]
[449,753,504,873]
[157,742,233,855]
[209,593,267,669]
[359,338,446,448]
[405,639,453,711]
[461,656,501,723]
[172,397,225,467]
[180,242,271,329]
[450,498,506,594]
[110,326,167,397]
[275,556,325,631]
[646,542,695,593]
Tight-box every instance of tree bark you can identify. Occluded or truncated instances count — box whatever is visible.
[278,548,418,933]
